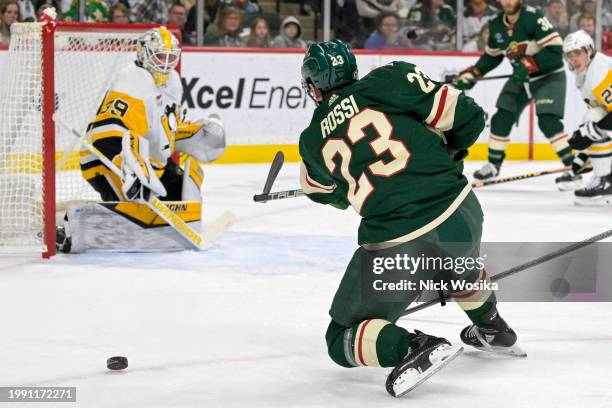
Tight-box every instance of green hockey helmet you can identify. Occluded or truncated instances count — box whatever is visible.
[301,40,358,103]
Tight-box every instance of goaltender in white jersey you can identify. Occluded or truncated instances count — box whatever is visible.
[562,30,612,205]
[58,27,227,252]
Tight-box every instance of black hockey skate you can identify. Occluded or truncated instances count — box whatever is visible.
[574,174,612,206]
[56,226,71,253]
[460,306,526,357]
[555,172,583,191]
[385,330,463,397]
[473,162,500,180]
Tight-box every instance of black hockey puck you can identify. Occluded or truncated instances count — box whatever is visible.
[107,356,128,370]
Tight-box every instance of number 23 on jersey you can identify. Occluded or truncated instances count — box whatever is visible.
[321,108,411,214]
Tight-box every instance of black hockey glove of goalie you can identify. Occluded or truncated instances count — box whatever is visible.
[568,121,605,150]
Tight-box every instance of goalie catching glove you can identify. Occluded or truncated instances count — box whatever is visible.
[175,113,227,163]
[118,131,167,201]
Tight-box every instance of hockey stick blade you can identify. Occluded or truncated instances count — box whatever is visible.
[254,188,305,202]
[202,210,236,248]
[400,229,612,317]
[253,151,285,202]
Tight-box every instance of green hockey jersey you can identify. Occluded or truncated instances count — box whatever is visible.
[299,61,485,245]
[476,5,564,79]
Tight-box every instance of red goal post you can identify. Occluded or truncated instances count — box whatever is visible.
[0,22,181,258]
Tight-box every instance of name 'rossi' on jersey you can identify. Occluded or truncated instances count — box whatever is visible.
[320,95,360,138]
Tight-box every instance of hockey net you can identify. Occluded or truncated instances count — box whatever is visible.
[0,22,180,256]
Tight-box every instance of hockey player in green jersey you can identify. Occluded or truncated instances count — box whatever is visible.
[454,0,584,185]
[299,40,525,398]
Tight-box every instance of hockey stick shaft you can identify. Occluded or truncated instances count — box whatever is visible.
[471,166,570,188]
[400,229,612,317]
[54,116,210,250]
[254,166,570,202]
[443,74,512,84]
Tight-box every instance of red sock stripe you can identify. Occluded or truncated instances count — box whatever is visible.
[453,269,487,299]
[429,86,449,128]
[357,319,372,366]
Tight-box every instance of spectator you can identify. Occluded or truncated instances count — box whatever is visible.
[221,0,260,14]
[34,0,61,20]
[109,2,128,23]
[356,0,408,48]
[407,0,456,51]
[332,0,361,47]
[0,0,19,45]
[462,22,488,52]
[545,0,569,37]
[62,0,109,22]
[273,16,307,48]
[185,0,220,39]
[17,0,35,22]
[603,0,612,31]
[569,0,595,32]
[578,13,595,41]
[168,2,192,44]
[204,6,244,46]
[356,0,407,20]
[128,0,168,24]
[364,11,408,49]
[462,0,496,47]
[246,17,271,47]
[566,0,581,17]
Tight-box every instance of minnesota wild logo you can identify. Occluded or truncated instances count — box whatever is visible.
[505,41,527,61]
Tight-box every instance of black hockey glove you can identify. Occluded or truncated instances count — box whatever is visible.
[568,121,604,150]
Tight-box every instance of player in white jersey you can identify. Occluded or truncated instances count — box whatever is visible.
[57,27,227,252]
[559,30,612,205]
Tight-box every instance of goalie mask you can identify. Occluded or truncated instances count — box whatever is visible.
[137,27,181,88]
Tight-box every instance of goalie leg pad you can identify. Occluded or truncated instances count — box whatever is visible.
[65,201,202,253]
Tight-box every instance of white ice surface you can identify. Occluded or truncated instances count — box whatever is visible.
[1,161,611,408]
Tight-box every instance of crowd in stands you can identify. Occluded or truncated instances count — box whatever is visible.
[1,0,611,50]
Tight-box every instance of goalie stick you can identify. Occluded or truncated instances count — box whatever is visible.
[54,115,235,250]
[254,166,572,203]
[400,228,612,317]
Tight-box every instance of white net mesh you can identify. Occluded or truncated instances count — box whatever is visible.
[0,23,44,251]
[54,29,141,204]
[0,23,155,253]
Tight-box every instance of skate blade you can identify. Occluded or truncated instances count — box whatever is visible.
[574,195,612,207]
[473,343,527,358]
[392,345,463,398]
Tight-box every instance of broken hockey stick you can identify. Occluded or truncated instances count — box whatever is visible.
[254,166,572,203]
[54,115,235,250]
[253,151,285,203]
[399,228,612,317]
[472,166,570,188]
